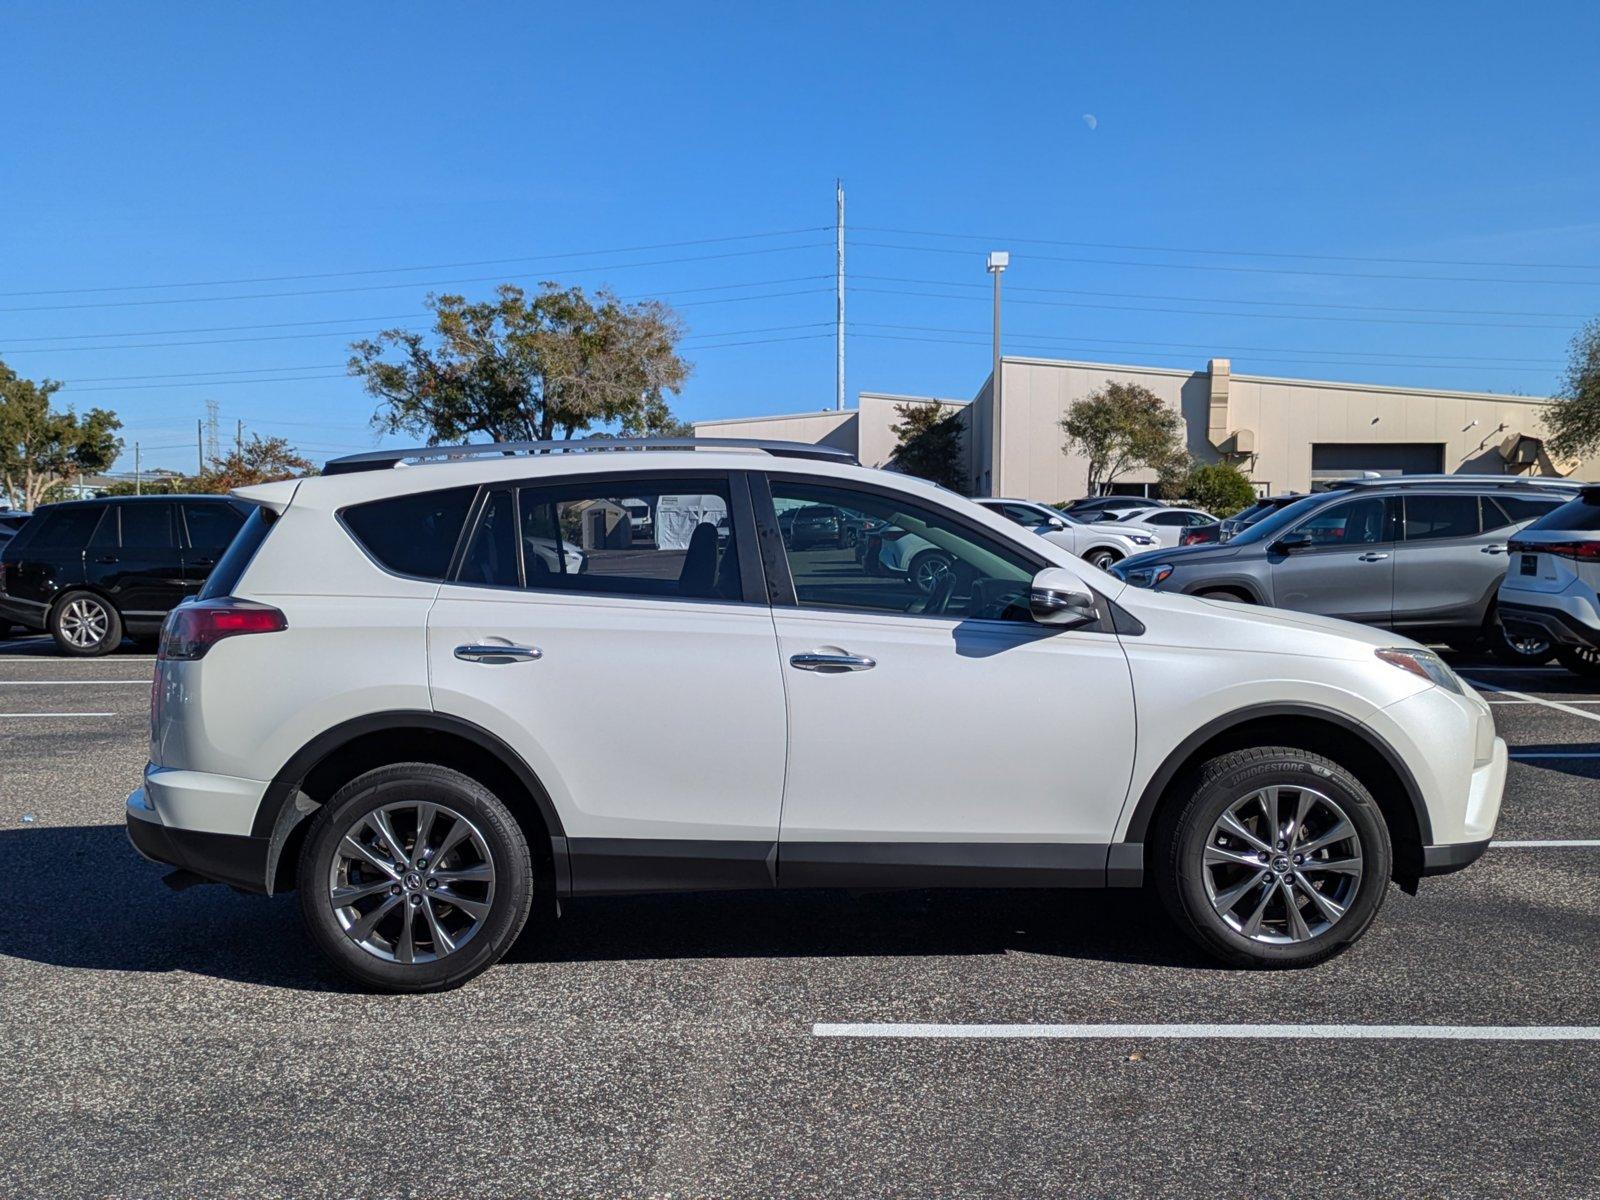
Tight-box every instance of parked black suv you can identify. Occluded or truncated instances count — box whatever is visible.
[0,496,252,656]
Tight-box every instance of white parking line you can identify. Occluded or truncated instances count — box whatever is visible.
[1492,840,1600,848]
[1469,682,1600,724]
[812,1023,1600,1041]
[0,711,118,718]
[0,680,149,686]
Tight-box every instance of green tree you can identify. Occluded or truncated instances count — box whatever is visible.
[349,283,692,444]
[1060,381,1184,494]
[0,361,123,509]
[188,434,315,494]
[889,400,966,491]
[1178,460,1258,517]
[1544,317,1600,464]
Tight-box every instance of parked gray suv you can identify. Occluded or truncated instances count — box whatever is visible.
[1111,475,1579,663]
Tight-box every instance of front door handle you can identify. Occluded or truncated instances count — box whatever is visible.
[1357,552,1390,562]
[789,652,876,672]
[1482,543,1508,555]
[455,643,542,664]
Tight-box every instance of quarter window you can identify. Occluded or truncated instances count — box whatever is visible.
[1484,495,1564,532]
[771,480,1038,621]
[1402,494,1481,541]
[342,486,477,580]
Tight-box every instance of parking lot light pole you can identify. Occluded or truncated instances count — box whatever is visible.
[987,251,1009,496]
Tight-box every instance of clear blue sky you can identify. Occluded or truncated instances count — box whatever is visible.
[5,1,1600,473]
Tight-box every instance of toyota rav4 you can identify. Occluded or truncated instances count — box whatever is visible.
[127,439,1506,991]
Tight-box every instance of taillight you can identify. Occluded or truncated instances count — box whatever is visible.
[1181,531,1202,546]
[1508,539,1600,562]
[158,598,287,660]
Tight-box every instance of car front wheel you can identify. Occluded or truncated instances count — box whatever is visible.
[49,590,123,657]
[1554,644,1600,678]
[1085,548,1122,570]
[297,763,534,992]
[1154,746,1391,968]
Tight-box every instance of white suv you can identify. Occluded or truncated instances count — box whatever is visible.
[973,498,1159,568]
[1499,484,1600,677]
[127,439,1507,991]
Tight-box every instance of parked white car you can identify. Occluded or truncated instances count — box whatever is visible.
[1102,505,1220,549]
[973,498,1159,570]
[1498,484,1600,677]
[127,438,1505,991]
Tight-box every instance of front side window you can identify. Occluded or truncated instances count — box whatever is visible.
[500,476,743,601]
[1295,497,1396,547]
[1402,494,1481,542]
[771,479,1038,622]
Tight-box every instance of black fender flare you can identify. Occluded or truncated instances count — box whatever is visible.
[1119,701,1433,846]
[251,710,569,891]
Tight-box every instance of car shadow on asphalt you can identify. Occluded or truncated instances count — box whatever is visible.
[0,825,1211,991]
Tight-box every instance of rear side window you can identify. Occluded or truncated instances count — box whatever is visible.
[120,502,177,549]
[198,506,277,600]
[1402,494,1480,541]
[342,486,476,580]
[1528,491,1600,533]
[183,502,247,555]
[23,505,107,551]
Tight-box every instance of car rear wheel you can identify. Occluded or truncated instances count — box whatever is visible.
[1554,644,1600,678]
[49,590,122,657]
[1085,548,1122,570]
[1486,613,1555,665]
[1154,746,1391,968]
[297,763,534,993]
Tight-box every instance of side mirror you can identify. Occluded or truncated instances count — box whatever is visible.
[1272,530,1314,554]
[1045,516,1067,530]
[1029,567,1099,629]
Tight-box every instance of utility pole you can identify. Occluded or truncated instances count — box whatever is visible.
[236,419,243,455]
[986,251,1009,496]
[197,419,205,474]
[134,442,142,496]
[835,178,845,411]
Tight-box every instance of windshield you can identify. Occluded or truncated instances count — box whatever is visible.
[1227,493,1331,545]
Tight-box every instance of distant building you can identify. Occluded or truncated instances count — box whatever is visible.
[695,357,1595,500]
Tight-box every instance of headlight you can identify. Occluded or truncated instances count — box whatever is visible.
[1375,647,1463,695]
[1129,535,1156,545]
[1121,562,1174,588]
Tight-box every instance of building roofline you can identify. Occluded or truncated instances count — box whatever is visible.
[858,391,969,407]
[692,408,857,427]
[998,354,1555,405]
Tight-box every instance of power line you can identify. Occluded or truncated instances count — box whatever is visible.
[852,273,1589,321]
[850,240,1600,288]
[0,243,833,314]
[848,321,1564,366]
[847,285,1575,330]
[853,224,1600,273]
[0,227,831,298]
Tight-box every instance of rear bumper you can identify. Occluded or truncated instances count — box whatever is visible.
[1498,599,1600,649]
[126,787,271,892]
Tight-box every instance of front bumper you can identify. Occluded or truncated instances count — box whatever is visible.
[1417,734,1506,877]
[0,593,47,630]
[126,786,271,893]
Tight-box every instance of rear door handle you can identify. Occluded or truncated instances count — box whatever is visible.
[1357,552,1390,562]
[454,643,542,664]
[789,652,876,672]
[1482,544,1507,555]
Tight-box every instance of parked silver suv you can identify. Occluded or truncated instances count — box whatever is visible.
[1112,476,1579,663]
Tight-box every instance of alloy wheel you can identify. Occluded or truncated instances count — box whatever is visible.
[1201,784,1363,944]
[59,597,110,649]
[912,554,953,593]
[328,801,497,965]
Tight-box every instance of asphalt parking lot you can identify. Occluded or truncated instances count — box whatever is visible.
[1,636,1596,1198]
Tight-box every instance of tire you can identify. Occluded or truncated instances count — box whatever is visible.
[297,763,535,993]
[1554,644,1600,678]
[1153,746,1392,969]
[1196,589,1254,604]
[49,590,123,657]
[1085,548,1122,571]
[907,549,955,594]
[1486,612,1555,665]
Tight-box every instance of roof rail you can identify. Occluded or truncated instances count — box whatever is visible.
[322,437,858,476]
[1325,474,1582,491]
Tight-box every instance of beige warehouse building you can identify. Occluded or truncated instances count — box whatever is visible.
[695,356,1594,501]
